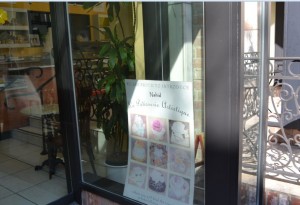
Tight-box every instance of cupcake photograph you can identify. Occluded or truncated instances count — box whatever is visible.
[149,142,168,169]
[168,174,190,203]
[148,168,167,194]
[131,139,147,163]
[131,114,147,138]
[169,120,190,147]
[148,117,168,142]
[169,147,191,176]
[128,163,147,189]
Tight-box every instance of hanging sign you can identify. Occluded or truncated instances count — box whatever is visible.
[124,79,195,205]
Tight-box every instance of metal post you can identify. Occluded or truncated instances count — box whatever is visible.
[256,2,270,205]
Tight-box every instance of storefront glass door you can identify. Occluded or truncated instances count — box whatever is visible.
[0,3,69,204]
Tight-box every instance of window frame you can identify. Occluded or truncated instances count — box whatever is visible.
[204,2,242,205]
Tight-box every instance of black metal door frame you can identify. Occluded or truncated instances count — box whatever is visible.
[49,2,82,204]
[204,2,242,205]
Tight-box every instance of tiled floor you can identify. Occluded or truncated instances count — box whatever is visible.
[0,138,68,205]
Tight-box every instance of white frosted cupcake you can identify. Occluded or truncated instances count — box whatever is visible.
[131,115,146,137]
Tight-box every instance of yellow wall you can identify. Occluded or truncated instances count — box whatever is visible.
[0,2,108,58]
[134,2,145,80]
[0,1,146,79]
[0,47,43,58]
[0,2,106,15]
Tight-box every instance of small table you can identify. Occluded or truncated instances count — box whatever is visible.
[21,104,59,154]
[22,104,64,179]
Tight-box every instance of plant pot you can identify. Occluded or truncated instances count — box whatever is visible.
[105,164,127,184]
[105,133,128,166]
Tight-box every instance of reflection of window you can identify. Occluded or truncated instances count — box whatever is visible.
[69,14,91,43]
[30,34,40,46]
[244,2,259,53]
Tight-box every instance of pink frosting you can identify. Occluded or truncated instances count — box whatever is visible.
[152,120,163,132]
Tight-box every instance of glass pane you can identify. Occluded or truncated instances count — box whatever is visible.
[70,0,134,190]
[241,2,300,204]
[73,2,205,205]
[0,2,68,204]
[190,2,205,205]
[265,2,300,204]
[241,2,262,204]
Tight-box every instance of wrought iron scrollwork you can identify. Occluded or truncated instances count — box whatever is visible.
[242,55,300,183]
[242,52,260,171]
[74,57,108,123]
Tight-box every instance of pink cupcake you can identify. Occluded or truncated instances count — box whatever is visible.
[151,119,166,140]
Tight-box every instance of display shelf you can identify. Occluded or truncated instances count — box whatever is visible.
[0,7,30,48]
[0,25,29,30]
[0,43,30,48]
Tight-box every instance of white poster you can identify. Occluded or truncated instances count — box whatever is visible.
[124,80,195,205]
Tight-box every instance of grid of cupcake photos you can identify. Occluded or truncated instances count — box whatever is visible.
[127,113,193,204]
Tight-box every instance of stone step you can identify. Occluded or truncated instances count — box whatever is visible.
[12,126,43,147]
[28,115,42,128]
[12,120,104,151]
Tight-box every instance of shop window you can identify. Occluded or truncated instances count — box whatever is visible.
[70,2,205,205]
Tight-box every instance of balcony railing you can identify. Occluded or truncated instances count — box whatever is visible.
[242,52,300,184]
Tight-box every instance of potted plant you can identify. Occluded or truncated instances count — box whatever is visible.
[83,2,135,166]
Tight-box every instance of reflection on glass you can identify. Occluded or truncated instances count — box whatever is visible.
[241,2,261,204]
[71,2,135,190]
[0,2,67,204]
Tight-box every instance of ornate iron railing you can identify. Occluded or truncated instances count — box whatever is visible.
[73,56,108,125]
[242,52,260,168]
[242,53,300,183]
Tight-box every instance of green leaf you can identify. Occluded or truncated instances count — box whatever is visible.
[103,27,114,43]
[113,24,119,42]
[99,44,111,57]
[108,49,118,68]
[110,85,116,101]
[107,3,114,22]
[119,47,127,62]
[120,80,125,91]
[112,3,121,17]
[116,82,123,103]
[128,59,135,71]
[106,74,116,84]
[105,83,111,93]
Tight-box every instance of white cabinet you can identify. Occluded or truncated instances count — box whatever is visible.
[0,7,30,48]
